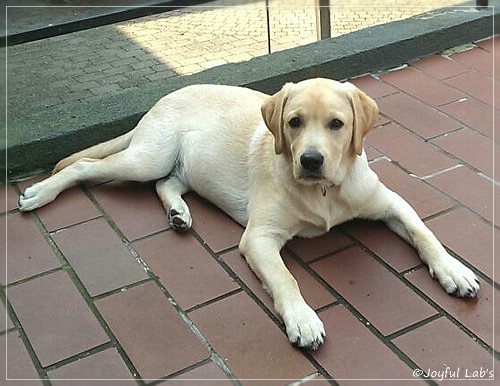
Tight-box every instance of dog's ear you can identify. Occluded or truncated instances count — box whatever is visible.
[261,84,291,154]
[348,85,379,156]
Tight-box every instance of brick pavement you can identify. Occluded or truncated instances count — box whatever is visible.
[2,36,497,384]
[7,0,466,114]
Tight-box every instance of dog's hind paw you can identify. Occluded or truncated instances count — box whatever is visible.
[168,208,192,232]
[18,182,57,212]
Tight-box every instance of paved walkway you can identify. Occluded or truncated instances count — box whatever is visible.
[2,36,497,384]
[7,0,467,114]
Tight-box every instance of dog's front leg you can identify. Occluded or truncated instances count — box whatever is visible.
[239,229,325,350]
[369,185,480,297]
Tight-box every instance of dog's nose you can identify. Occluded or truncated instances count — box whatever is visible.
[300,151,324,172]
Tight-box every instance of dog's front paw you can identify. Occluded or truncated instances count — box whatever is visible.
[282,302,325,350]
[429,256,480,298]
[18,183,57,212]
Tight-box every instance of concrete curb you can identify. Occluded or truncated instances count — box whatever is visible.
[6,6,498,179]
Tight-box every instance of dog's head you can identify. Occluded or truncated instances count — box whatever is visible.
[261,78,378,187]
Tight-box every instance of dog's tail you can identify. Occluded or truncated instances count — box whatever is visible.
[52,129,135,174]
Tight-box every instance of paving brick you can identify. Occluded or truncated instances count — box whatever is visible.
[90,181,168,241]
[427,166,493,225]
[438,97,493,139]
[365,144,384,161]
[370,159,455,219]
[311,246,437,336]
[343,220,421,273]
[410,54,470,79]
[312,305,412,379]
[1,212,60,284]
[132,231,238,310]
[393,317,494,381]
[405,267,494,347]
[0,331,42,384]
[425,208,494,281]
[222,249,335,318]
[189,291,316,384]
[8,270,109,367]
[52,217,148,297]
[451,47,494,77]
[350,75,398,99]
[31,186,101,232]
[445,71,497,107]
[431,128,494,178]
[376,92,461,139]
[48,348,133,383]
[2,184,19,213]
[185,193,244,253]
[158,362,232,385]
[366,122,456,177]
[96,282,208,380]
[1,301,14,332]
[286,230,354,263]
[380,67,464,106]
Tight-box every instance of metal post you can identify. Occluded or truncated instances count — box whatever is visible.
[315,0,331,40]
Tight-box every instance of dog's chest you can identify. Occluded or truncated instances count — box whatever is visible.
[295,189,354,237]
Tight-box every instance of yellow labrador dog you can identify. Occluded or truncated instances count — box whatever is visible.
[19,78,479,350]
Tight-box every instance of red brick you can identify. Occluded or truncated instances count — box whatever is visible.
[370,159,454,219]
[8,270,109,366]
[1,212,60,284]
[90,181,168,241]
[439,97,493,139]
[343,220,420,273]
[445,71,497,108]
[431,128,494,178]
[222,250,335,318]
[2,184,20,213]
[393,317,494,381]
[189,291,315,383]
[286,230,353,263]
[366,122,456,177]
[312,305,411,379]
[132,231,238,310]
[311,246,437,335]
[185,193,244,252]
[451,47,494,77]
[158,362,232,385]
[365,144,384,161]
[1,301,14,332]
[33,186,100,232]
[53,217,148,296]
[0,331,42,384]
[48,348,134,382]
[427,167,493,225]
[405,267,494,347]
[410,54,470,80]
[350,75,398,98]
[96,281,208,380]
[376,93,461,139]
[425,207,493,283]
[380,67,464,106]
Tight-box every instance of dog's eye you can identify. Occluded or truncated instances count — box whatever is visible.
[330,118,344,130]
[289,117,301,128]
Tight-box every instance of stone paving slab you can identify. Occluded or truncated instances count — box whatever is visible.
[7,0,468,114]
[1,36,497,384]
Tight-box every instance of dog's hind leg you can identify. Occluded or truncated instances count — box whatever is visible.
[19,149,169,211]
[156,176,192,232]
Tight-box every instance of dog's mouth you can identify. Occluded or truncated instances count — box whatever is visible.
[298,172,327,185]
